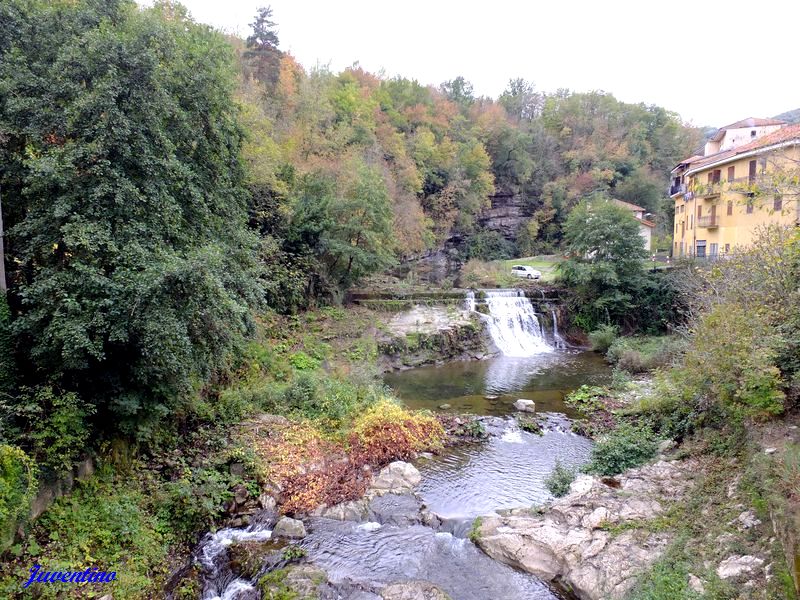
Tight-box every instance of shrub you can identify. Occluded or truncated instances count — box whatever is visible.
[545,460,576,497]
[564,385,607,415]
[467,230,515,261]
[0,445,37,552]
[288,351,320,371]
[8,386,94,471]
[159,466,235,538]
[584,422,658,476]
[606,335,685,373]
[0,294,15,397]
[349,400,444,466]
[588,324,618,353]
[0,473,171,599]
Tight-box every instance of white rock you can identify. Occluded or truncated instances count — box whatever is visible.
[717,555,764,580]
[513,399,536,413]
[370,461,422,494]
[272,516,307,539]
[733,510,761,530]
[687,574,705,594]
[764,447,777,455]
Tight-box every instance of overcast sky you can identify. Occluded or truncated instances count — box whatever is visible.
[148,0,799,127]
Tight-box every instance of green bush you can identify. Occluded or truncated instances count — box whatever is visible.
[0,294,16,397]
[584,422,658,476]
[467,230,516,261]
[588,324,618,353]
[545,460,576,497]
[8,386,94,471]
[159,466,235,538]
[0,472,171,599]
[0,445,37,552]
[606,335,684,374]
[288,351,321,371]
[564,385,606,415]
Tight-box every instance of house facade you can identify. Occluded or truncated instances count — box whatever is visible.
[670,118,800,258]
[613,199,654,251]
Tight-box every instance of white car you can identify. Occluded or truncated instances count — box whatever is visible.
[511,265,541,280]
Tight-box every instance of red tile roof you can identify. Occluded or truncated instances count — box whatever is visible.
[613,199,647,212]
[687,123,800,173]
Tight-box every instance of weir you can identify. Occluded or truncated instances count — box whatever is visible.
[466,289,556,356]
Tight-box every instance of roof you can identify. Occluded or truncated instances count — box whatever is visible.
[613,199,647,212]
[671,154,705,173]
[635,217,655,228]
[686,123,800,175]
[710,117,787,142]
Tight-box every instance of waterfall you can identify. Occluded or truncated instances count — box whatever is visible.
[551,309,566,349]
[464,289,476,312]
[469,289,552,357]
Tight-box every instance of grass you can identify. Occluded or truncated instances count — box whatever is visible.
[501,255,563,282]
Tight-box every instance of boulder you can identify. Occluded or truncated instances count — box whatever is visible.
[513,399,535,413]
[370,462,421,495]
[315,499,369,521]
[717,555,764,580]
[381,580,451,600]
[272,517,307,539]
[476,459,698,599]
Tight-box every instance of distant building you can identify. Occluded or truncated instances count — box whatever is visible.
[670,118,800,258]
[613,199,654,251]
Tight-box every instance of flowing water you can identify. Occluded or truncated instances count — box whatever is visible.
[195,290,609,600]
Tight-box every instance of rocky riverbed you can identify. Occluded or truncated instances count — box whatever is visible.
[476,458,700,599]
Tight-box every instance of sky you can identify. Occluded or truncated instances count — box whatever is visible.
[144,0,800,127]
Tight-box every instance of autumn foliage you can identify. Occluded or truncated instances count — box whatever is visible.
[247,401,444,514]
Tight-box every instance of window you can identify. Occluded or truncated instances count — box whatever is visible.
[712,169,721,183]
[697,206,702,217]
[746,198,754,214]
[759,157,767,173]
[696,240,706,258]
[690,215,693,228]
[710,243,718,257]
[727,166,735,182]
[751,130,757,138]
[724,244,730,253]
[774,195,783,211]
[727,200,733,215]
[749,160,757,184]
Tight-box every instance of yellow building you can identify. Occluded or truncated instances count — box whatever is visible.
[670,118,800,258]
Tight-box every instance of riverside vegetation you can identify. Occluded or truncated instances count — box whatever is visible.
[0,1,798,599]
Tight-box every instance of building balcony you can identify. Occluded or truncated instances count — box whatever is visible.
[669,183,686,197]
[694,183,721,199]
[697,215,719,228]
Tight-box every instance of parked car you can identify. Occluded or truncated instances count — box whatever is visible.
[511,265,541,280]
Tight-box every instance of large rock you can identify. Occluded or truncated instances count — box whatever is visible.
[314,499,369,522]
[272,516,307,539]
[513,399,535,413]
[717,555,764,580]
[476,459,698,600]
[381,580,451,600]
[370,462,421,495]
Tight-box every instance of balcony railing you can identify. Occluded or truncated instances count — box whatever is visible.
[694,182,721,198]
[697,215,719,228]
[669,183,686,196]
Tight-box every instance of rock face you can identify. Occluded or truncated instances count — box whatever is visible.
[476,460,698,600]
[272,516,307,539]
[381,580,451,600]
[478,189,532,241]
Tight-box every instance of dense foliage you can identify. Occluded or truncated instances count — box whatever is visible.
[0,0,261,441]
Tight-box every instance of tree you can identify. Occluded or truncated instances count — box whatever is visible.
[440,76,474,109]
[243,6,282,86]
[0,0,262,438]
[322,163,396,286]
[558,197,649,329]
[499,78,542,122]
